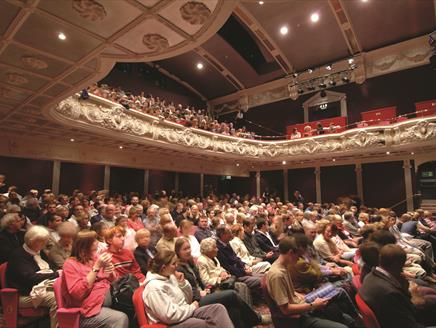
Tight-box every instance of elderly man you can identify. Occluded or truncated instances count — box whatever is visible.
[0,212,26,263]
[91,204,116,227]
[155,223,177,253]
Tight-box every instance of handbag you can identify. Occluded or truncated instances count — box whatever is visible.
[217,275,236,290]
[110,274,139,313]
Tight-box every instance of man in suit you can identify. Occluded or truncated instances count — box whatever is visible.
[359,244,425,328]
[242,218,276,263]
[255,219,279,254]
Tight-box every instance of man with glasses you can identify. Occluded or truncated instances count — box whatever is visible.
[0,212,26,263]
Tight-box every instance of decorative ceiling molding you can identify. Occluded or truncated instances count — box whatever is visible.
[195,46,245,90]
[233,4,293,74]
[209,35,431,115]
[146,62,208,101]
[49,94,436,167]
[328,0,362,54]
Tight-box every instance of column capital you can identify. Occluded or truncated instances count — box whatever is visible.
[403,159,411,170]
[314,167,321,175]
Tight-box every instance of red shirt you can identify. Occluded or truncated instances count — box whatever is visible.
[105,248,145,282]
[62,258,115,317]
[127,218,145,231]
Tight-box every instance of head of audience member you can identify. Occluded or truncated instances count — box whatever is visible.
[162,222,177,241]
[55,205,69,220]
[128,206,140,220]
[293,232,312,254]
[303,222,317,242]
[242,218,255,235]
[231,224,244,240]
[46,202,57,215]
[147,206,158,219]
[103,204,115,221]
[71,230,98,264]
[47,214,63,231]
[105,226,126,252]
[135,228,151,249]
[150,249,177,277]
[216,225,233,244]
[256,219,269,233]
[179,219,193,237]
[198,216,209,230]
[278,236,300,264]
[224,212,235,226]
[130,196,139,206]
[175,237,192,263]
[200,237,218,259]
[26,197,39,210]
[76,213,90,230]
[320,222,334,241]
[1,212,25,233]
[25,225,50,253]
[92,221,109,242]
[57,221,77,249]
[359,241,380,279]
[191,205,199,217]
[379,244,407,277]
[369,229,396,247]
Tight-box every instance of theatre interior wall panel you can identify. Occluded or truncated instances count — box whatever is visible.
[179,172,201,197]
[59,162,104,195]
[148,170,175,196]
[260,170,284,200]
[320,165,357,204]
[0,156,53,194]
[110,166,144,195]
[288,168,317,203]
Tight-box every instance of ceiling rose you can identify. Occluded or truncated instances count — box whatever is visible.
[21,56,48,70]
[6,73,28,86]
[180,1,211,25]
[143,34,170,52]
[72,0,107,22]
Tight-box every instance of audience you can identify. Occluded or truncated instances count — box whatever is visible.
[1,174,435,327]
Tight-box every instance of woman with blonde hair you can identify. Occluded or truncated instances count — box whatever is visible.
[62,230,129,328]
[142,249,234,327]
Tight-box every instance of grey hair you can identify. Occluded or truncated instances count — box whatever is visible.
[24,225,50,246]
[200,237,217,255]
[6,204,21,214]
[0,213,19,230]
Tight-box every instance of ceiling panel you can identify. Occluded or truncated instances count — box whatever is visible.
[342,0,435,51]
[0,1,20,36]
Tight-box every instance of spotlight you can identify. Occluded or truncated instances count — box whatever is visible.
[119,146,123,149]
[386,151,390,155]
[70,138,75,142]
[258,0,264,4]
[348,58,354,64]
[319,81,326,89]
[328,79,336,86]
[326,65,332,70]
[342,75,350,83]
[307,68,313,74]
[292,72,298,78]
[310,12,319,23]
[236,163,240,167]
[280,26,289,35]
[282,161,287,165]
[332,158,336,162]
[320,90,327,98]
[58,32,66,40]
[196,62,204,70]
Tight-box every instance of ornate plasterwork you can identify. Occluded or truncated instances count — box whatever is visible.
[53,95,436,161]
[72,0,107,22]
[6,73,28,86]
[143,34,170,52]
[180,1,211,25]
[21,56,48,70]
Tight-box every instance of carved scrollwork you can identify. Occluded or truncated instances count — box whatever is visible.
[143,34,170,52]
[72,0,107,22]
[6,73,28,86]
[21,56,48,70]
[180,1,211,25]
[54,96,436,160]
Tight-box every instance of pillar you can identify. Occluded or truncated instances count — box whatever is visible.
[51,160,61,195]
[256,171,261,199]
[144,169,149,196]
[315,166,321,203]
[403,160,414,211]
[175,172,180,192]
[355,163,364,204]
[283,169,289,202]
[104,165,110,190]
[200,173,204,198]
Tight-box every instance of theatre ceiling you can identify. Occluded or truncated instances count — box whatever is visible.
[0,0,435,175]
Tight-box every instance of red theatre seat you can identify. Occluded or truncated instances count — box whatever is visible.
[53,276,80,328]
[415,99,436,117]
[361,106,397,126]
[133,285,167,328]
[355,293,381,328]
[0,262,48,328]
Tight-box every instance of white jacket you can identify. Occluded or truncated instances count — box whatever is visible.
[142,272,195,325]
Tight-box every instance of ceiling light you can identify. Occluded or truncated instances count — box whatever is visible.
[348,58,354,64]
[310,12,320,23]
[411,152,414,155]
[332,158,336,162]
[386,151,390,155]
[58,32,66,40]
[361,0,369,2]
[196,62,204,70]
[258,1,264,4]
[282,161,286,165]
[326,65,332,70]
[280,26,288,35]
[70,138,74,142]
[119,146,123,149]
[236,163,240,167]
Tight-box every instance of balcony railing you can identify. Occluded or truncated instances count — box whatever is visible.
[53,94,436,160]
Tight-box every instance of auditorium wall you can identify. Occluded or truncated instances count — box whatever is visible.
[148,170,175,195]
[59,162,104,195]
[320,165,357,204]
[221,66,436,136]
[110,166,144,195]
[288,168,317,203]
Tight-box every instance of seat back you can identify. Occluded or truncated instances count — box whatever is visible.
[0,262,7,288]
[53,276,80,328]
[355,294,381,328]
[352,275,361,290]
[53,277,64,307]
[132,285,167,328]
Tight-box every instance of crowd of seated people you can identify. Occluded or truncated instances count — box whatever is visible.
[1,174,436,327]
[87,83,256,139]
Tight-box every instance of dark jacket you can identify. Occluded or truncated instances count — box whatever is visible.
[194,227,212,243]
[176,261,204,301]
[6,246,58,295]
[359,268,422,328]
[243,232,266,259]
[255,231,278,254]
[0,230,25,264]
[134,245,156,276]
[216,239,246,277]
